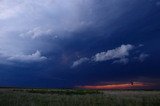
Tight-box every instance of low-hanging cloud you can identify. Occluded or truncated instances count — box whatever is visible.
[5,50,47,62]
[71,44,150,68]
[93,44,134,62]
[72,44,134,68]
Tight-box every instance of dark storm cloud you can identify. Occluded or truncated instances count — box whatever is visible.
[0,0,160,89]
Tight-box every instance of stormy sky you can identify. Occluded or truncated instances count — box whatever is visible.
[0,0,160,89]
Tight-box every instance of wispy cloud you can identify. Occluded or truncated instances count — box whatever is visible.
[113,58,129,64]
[136,53,149,62]
[20,27,53,39]
[71,57,89,68]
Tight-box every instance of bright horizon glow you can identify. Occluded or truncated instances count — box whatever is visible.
[78,82,153,90]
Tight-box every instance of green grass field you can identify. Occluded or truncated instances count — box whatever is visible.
[0,88,159,106]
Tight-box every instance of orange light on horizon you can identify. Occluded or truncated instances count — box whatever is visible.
[78,82,150,90]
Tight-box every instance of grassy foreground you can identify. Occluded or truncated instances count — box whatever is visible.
[0,88,160,106]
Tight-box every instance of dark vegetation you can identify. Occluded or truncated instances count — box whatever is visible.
[13,89,102,95]
[0,88,159,106]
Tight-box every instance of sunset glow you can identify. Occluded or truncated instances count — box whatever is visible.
[78,82,151,90]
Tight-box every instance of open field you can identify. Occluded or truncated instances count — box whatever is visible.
[0,88,160,106]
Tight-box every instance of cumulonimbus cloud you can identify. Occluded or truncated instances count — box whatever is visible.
[0,0,95,38]
[19,27,53,39]
[0,0,97,63]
